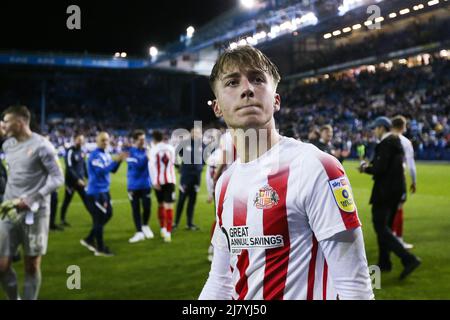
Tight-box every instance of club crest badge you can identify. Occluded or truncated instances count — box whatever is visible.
[253,185,279,209]
[27,148,34,157]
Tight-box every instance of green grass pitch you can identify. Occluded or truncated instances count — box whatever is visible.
[4,160,450,299]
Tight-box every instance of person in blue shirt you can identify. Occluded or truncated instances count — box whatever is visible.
[125,130,154,243]
[80,132,128,257]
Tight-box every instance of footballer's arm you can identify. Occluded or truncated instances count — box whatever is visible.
[199,174,233,300]
[24,142,65,207]
[302,151,374,300]
[363,142,391,176]
[320,228,375,300]
[198,246,233,300]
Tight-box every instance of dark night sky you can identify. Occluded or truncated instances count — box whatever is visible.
[0,0,237,56]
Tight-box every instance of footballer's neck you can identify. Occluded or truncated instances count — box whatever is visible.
[15,127,33,142]
[232,120,280,163]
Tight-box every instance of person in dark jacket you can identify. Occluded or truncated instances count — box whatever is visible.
[359,117,421,280]
[59,132,89,227]
[174,127,205,231]
[0,123,7,203]
[314,125,349,163]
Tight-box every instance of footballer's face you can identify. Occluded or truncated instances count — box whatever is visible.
[135,134,146,148]
[2,113,23,138]
[0,121,6,138]
[75,135,85,147]
[374,126,384,140]
[321,129,333,143]
[96,133,110,149]
[212,66,280,130]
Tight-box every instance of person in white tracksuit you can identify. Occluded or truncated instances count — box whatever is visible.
[390,116,417,250]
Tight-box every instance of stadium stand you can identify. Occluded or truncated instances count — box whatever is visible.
[277,52,450,160]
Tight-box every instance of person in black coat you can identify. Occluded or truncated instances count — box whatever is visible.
[359,117,421,280]
[313,125,349,163]
[174,128,206,231]
[59,132,89,227]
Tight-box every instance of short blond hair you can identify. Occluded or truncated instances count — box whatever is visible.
[392,115,407,130]
[209,45,281,93]
[3,105,31,125]
[320,124,333,132]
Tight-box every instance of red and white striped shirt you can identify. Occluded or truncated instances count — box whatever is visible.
[219,131,237,170]
[149,142,176,186]
[205,136,372,300]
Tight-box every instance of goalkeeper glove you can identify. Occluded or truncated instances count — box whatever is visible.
[0,199,22,222]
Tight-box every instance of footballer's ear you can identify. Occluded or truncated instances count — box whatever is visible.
[273,93,281,113]
[212,99,223,118]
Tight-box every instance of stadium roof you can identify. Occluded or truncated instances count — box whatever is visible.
[153,0,450,75]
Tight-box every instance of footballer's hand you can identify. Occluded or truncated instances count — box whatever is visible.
[77,179,86,187]
[116,152,129,161]
[121,151,130,160]
[16,199,30,211]
[207,195,213,204]
[410,183,416,194]
[153,184,161,191]
[358,161,368,173]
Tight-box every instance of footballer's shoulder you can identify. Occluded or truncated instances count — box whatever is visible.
[215,161,237,186]
[280,137,321,161]
[294,140,342,172]
[31,133,52,148]
[32,132,46,142]
[2,137,16,150]
[88,148,100,158]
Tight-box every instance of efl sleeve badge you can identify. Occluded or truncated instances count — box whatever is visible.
[328,176,356,213]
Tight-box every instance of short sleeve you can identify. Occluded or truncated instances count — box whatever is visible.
[39,139,62,173]
[302,152,361,242]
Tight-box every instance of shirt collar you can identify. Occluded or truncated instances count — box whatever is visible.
[381,132,393,141]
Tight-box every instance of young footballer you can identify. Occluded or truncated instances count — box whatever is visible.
[199,46,374,300]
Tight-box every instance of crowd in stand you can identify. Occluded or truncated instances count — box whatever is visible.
[32,53,450,161]
[277,53,450,160]
[1,52,449,161]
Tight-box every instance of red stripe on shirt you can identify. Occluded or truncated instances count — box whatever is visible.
[217,173,231,228]
[323,260,328,300]
[318,153,361,230]
[235,250,250,300]
[234,194,249,300]
[156,154,161,185]
[263,167,291,300]
[307,235,318,300]
[163,152,169,185]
